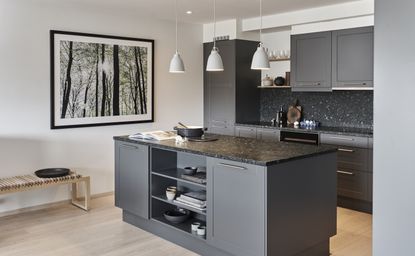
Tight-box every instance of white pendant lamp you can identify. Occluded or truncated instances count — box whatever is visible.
[169,0,185,73]
[206,0,224,72]
[251,0,270,70]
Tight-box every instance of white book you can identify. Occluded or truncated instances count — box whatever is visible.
[129,131,176,141]
[176,197,207,208]
[174,199,206,211]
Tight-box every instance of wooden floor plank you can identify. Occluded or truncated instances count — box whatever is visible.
[0,196,371,256]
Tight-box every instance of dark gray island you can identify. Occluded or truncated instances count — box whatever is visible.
[114,134,338,256]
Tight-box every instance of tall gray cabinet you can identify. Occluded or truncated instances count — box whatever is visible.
[291,26,374,91]
[204,40,261,135]
[115,141,149,219]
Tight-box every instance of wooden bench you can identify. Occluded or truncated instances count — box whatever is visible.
[0,172,91,211]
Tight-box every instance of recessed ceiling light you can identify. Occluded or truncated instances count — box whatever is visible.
[186,10,192,14]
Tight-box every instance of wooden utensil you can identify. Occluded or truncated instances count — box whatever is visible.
[287,99,302,124]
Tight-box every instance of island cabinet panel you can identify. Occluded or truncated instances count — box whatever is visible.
[332,27,374,89]
[206,158,266,256]
[115,141,149,219]
[291,31,332,92]
[266,153,337,256]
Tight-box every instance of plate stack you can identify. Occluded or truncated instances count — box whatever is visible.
[174,191,206,212]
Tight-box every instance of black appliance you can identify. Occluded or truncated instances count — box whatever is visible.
[280,131,319,145]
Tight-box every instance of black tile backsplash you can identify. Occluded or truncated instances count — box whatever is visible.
[260,89,373,129]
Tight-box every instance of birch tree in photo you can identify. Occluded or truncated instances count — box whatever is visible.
[61,41,73,118]
[113,45,120,116]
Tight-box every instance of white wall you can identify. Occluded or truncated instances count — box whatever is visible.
[374,0,415,255]
[261,30,291,81]
[242,0,374,31]
[0,0,203,213]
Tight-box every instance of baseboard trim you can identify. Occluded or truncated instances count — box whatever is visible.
[0,191,114,218]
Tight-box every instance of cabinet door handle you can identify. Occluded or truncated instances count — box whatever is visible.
[338,148,355,153]
[337,170,355,176]
[330,136,355,141]
[122,144,138,150]
[218,163,247,170]
[343,83,367,86]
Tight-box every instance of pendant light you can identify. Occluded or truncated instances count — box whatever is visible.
[206,0,224,72]
[251,0,270,70]
[169,0,185,73]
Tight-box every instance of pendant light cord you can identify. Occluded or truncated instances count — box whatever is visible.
[175,0,178,53]
[260,0,262,43]
[213,0,216,48]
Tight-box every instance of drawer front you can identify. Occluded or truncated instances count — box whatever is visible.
[235,126,257,139]
[321,133,369,148]
[337,169,369,201]
[257,128,280,141]
[337,147,369,172]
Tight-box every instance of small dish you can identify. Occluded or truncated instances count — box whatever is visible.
[197,226,206,236]
[183,167,198,175]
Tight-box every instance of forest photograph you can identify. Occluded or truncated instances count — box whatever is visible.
[51,31,154,129]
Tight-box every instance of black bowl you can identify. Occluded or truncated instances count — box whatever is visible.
[183,167,198,175]
[174,126,204,138]
[35,168,70,178]
[163,209,190,224]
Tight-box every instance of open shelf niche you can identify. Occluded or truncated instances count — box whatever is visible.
[150,148,207,239]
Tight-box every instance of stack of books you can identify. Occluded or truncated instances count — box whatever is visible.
[181,172,206,184]
[174,191,206,212]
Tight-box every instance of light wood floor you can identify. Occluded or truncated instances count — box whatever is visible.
[0,196,372,256]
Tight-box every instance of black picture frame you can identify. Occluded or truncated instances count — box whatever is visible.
[50,30,154,129]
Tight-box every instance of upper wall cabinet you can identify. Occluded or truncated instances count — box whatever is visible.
[332,27,374,90]
[291,32,332,92]
[290,26,374,92]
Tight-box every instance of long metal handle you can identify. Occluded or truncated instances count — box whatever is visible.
[284,137,317,144]
[338,148,355,153]
[122,144,138,150]
[330,136,355,141]
[343,83,367,86]
[218,163,247,170]
[337,170,355,176]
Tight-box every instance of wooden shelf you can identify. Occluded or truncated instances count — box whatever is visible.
[151,168,206,188]
[258,85,291,88]
[152,195,207,215]
[152,216,206,240]
[269,58,290,62]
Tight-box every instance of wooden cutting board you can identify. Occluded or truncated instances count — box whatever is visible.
[287,100,302,124]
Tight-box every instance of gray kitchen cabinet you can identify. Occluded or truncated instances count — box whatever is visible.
[234,126,257,138]
[320,133,373,212]
[204,40,236,136]
[332,27,374,89]
[291,32,332,92]
[257,128,280,141]
[204,40,261,136]
[207,158,266,256]
[115,141,149,219]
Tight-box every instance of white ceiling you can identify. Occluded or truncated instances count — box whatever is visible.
[53,0,361,24]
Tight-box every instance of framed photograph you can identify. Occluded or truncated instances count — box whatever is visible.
[50,30,154,129]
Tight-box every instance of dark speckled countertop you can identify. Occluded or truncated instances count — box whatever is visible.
[236,122,373,137]
[114,134,337,166]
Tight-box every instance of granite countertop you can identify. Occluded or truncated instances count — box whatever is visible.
[236,122,373,137]
[114,134,337,166]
